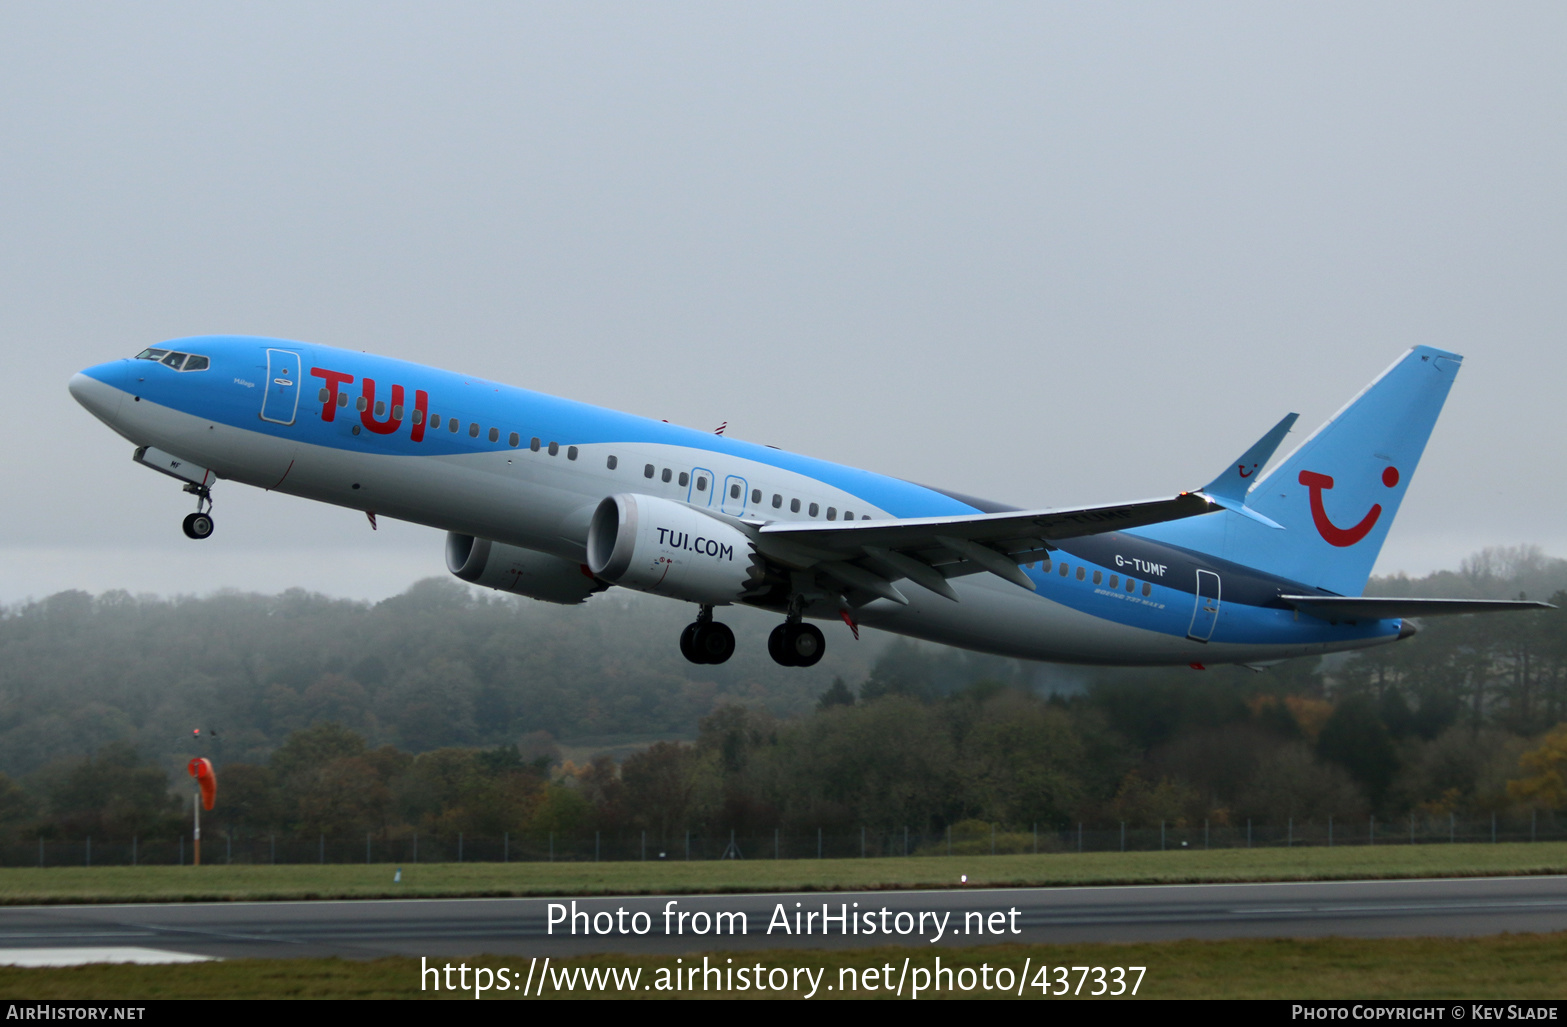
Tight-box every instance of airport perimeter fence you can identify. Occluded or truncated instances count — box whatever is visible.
[7,811,1567,867]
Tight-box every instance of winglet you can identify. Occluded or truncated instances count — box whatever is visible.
[1203,412,1298,503]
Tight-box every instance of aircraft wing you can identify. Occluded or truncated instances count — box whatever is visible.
[750,492,1220,603]
[1279,595,1556,622]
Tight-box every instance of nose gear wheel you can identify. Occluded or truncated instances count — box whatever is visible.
[182,512,215,540]
[180,482,215,540]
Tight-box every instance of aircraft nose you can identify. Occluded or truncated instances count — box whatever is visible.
[69,363,129,425]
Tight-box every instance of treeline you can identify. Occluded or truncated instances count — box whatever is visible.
[0,545,1563,843]
[3,678,1566,847]
[0,578,880,778]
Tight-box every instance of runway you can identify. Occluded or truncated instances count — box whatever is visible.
[3,876,1566,962]
[3,878,1567,965]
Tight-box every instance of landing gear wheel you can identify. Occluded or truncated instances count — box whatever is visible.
[695,622,735,664]
[679,622,701,663]
[769,623,825,667]
[680,621,735,665]
[790,623,825,667]
[768,624,793,666]
[182,512,215,540]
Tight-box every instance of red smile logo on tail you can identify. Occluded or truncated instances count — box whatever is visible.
[1298,467,1399,547]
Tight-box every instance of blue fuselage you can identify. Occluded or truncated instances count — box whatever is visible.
[70,336,1401,666]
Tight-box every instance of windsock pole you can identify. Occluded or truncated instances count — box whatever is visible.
[186,757,215,867]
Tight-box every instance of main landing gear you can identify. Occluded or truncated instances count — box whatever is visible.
[680,606,736,665]
[768,622,825,667]
[675,600,828,668]
[768,597,825,667]
[180,483,215,540]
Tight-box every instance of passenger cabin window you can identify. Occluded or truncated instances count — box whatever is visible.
[644,464,655,478]
[696,476,707,491]
[772,494,783,509]
[488,427,499,442]
[730,484,741,499]
[375,401,386,417]
[752,489,762,503]
[1108,574,1118,589]
[449,420,459,433]
[607,456,618,470]
[567,446,578,460]
[392,405,403,419]
[413,409,424,425]
[826,507,836,520]
[548,441,559,455]
[356,397,368,411]
[662,468,673,483]
[1142,582,1151,596]
[469,423,480,438]
[807,502,818,517]
[1040,559,1052,572]
[509,432,520,447]
[790,498,801,513]
[1093,570,1103,585]
[1126,578,1135,593]
[531,438,541,452]
[844,510,853,520]
[1076,566,1085,581]
[338,393,348,408]
[318,388,329,402]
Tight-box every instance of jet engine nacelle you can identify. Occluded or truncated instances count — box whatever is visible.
[446,533,608,605]
[586,493,762,605]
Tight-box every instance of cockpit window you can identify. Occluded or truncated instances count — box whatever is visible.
[134,348,209,371]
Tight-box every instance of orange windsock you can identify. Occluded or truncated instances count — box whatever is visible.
[187,757,216,811]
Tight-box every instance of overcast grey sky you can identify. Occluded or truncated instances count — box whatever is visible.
[4,2,1564,604]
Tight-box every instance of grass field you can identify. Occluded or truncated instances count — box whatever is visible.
[2,934,1566,999]
[0,841,1563,905]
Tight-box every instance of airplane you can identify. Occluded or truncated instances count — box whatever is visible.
[69,340,1550,669]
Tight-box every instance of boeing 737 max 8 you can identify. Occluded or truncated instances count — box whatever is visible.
[69,340,1549,668]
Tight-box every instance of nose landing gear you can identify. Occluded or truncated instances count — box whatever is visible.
[180,483,215,540]
[679,605,735,665]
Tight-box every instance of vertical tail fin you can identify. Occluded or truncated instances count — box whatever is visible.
[1142,346,1462,595]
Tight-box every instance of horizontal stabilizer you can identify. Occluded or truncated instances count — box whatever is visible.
[1279,595,1555,623]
